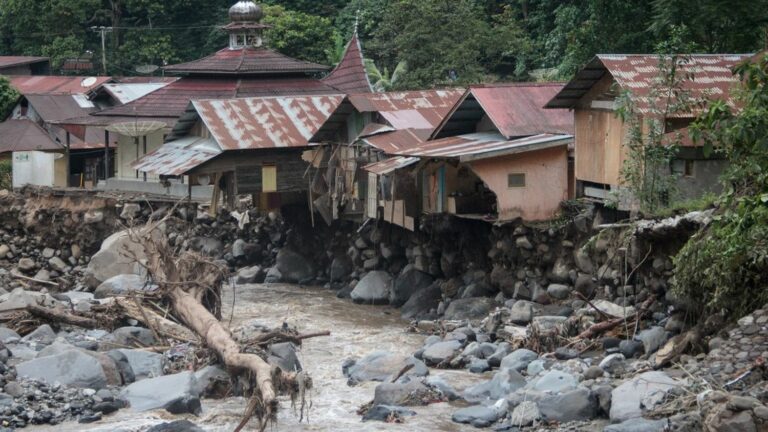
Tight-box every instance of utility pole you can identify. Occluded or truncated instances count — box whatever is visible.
[91,26,113,75]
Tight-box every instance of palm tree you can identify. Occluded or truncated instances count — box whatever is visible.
[364,59,407,92]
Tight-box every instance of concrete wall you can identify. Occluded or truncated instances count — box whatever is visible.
[468,145,568,221]
[12,151,66,188]
[98,178,213,200]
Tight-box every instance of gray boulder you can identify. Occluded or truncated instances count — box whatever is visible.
[330,255,353,283]
[500,349,538,372]
[510,400,541,427]
[16,349,109,389]
[267,342,302,372]
[21,324,56,345]
[193,365,229,398]
[0,327,20,343]
[610,371,678,423]
[121,371,198,411]
[509,301,535,325]
[422,340,463,366]
[634,326,668,356]
[275,247,315,283]
[343,351,427,384]
[100,326,156,350]
[546,284,571,300]
[84,228,151,288]
[235,266,265,284]
[351,271,392,304]
[401,283,441,319]
[0,288,58,312]
[537,387,597,422]
[464,368,526,403]
[531,370,578,394]
[115,349,163,381]
[264,267,282,283]
[147,420,205,432]
[373,380,432,406]
[188,237,223,257]
[604,418,669,432]
[452,400,507,428]
[390,268,433,307]
[94,274,156,299]
[363,405,417,422]
[443,297,496,321]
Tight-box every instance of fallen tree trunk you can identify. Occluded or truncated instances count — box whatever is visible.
[575,296,656,340]
[113,297,197,343]
[26,304,101,329]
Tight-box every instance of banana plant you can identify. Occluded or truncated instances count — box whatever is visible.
[364,59,407,92]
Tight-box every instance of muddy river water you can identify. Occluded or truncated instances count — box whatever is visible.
[38,283,485,431]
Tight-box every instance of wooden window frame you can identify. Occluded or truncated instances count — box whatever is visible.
[507,173,526,188]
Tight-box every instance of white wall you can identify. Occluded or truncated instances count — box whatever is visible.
[12,151,56,187]
[114,130,166,181]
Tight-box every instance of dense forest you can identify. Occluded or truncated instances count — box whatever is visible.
[1,0,767,88]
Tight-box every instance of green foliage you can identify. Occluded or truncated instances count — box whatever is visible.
[0,75,19,121]
[674,55,768,317]
[42,36,86,70]
[263,6,337,64]
[364,59,406,92]
[0,159,10,191]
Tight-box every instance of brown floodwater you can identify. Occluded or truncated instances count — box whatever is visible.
[37,283,486,432]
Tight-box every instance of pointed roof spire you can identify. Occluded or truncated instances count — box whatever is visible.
[354,9,360,34]
[322,32,372,93]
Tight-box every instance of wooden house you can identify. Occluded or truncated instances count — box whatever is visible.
[362,84,574,227]
[545,54,751,207]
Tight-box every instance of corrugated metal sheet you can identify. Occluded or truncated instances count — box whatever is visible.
[395,132,572,160]
[95,76,340,118]
[9,76,111,95]
[348,89,464,131]
[163,47,329,75]
[0,119,61,154]
[322,34,372,93]
[0,56,48,68]
[26,94,97,122]
[102,83,170,104]
[361,128,427,153]
[469,83,573,137]
[546,54,751,114]
[363,156,419,175]
[195,94,344,150]
[132,136,221,176]
[357,123,395,139]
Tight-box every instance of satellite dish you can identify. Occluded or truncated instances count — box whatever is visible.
[135,64,159,74]
[197,174,211,186]
[106,121,167,137]
[81,77,98,88]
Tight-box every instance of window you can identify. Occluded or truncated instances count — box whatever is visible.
[671,159,694,177]
[262,164,277,192]
[508,173,526,188]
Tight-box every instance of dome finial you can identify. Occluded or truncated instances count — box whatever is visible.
[229,1,263,23]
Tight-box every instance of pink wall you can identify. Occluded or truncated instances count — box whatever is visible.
[468,145,568,221]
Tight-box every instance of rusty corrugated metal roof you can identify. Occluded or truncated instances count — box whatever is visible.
[348,89,464,131]
[322,34,372,94]
[0,56,49,69]
[0,119,62,154]
[361,128,428,153]
[94,76,340,118]
[546,54,752,115]
[26,94,96,122]
[163,47,329,76]
[132,136,221,176]
[468,83,573,138]
[195,94,345,150]
[9,75,111,95]
[357,123,395,139]
[363,156,419,175]
[395,132,572,160]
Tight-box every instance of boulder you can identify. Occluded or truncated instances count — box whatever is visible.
[390,268,433,307]
[264,267,282,283]
[509,301,535,325]
[537,387,597,422]
[546,284,571,300]
[592,300,636,318]
[400,283,441,320]
[549,259,570,283]
[330,255,353,283]
[94,274,156,299]
[235,266,265,284]
[17,257,36,273]
[0,327,20,342]
[531,370,578,394]
[115,349,163,381]
[84,228,151,288]
[267,342,302,372]
[48,256,68,272]
[16,349,109,389]
[362,405,417,422]
[373,380,432,406]
[0,288,57,312]
[464,368,526,403]
[634,326,668,356]
[510,400,541,427]
[120,203,141,220]
[610,371,678,422]
[500,349,538,372]
[343,352,428,384]
[351,271,392,304]
[275,247,315,283]
[21,324,56,345]
[100,326,157,350]
[147,420,205,432]
[452,400,507,428]
[422,340,463,366]
[188,237,223,257]
[443,297,496,321]
[604,418,669,432]
[121,371,198,411]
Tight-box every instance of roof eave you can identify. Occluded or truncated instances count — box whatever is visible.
[459,135,573,163]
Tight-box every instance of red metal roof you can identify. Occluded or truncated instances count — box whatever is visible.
[132,136,221,176]
[163,47,329,76]
[9,76,111,95]
[348,89,464,131]
[394,132,572,160]
[546,54,752,115]
[194,95,345,150]
[0,119,62,154]
[25,94,97,122]
[94,76,340,118]
[0,56,49,69]
[363,156,419,175]
[361,128,427,153]
[467,83,573,138]
[322,34,372,94]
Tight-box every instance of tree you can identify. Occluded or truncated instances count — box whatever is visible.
[0,76,19,121]
[262,0,350,17]
[263,6,337,65]
[364,59,406,92]
[374,0,490,89]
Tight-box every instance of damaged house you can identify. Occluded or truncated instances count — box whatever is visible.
[545,54,751,207]
[359,83,574,228]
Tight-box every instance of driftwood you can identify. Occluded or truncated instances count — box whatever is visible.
[575,296,656,340]
[25,304,101,329]
[112,297,197,343]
